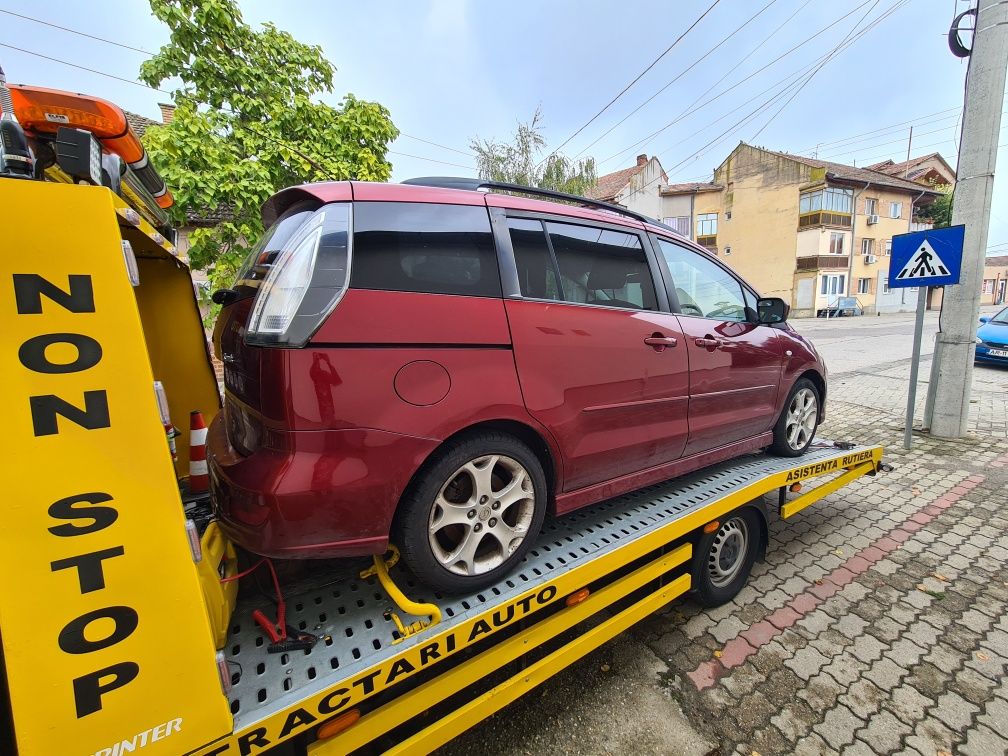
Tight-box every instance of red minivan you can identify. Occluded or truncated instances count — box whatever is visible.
[208,178,827,593]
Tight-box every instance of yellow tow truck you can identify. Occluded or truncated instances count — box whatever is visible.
[0,84,886,756]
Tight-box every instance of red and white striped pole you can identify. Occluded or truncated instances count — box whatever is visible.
[189,410,209,494]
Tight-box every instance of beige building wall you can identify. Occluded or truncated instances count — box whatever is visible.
[615,157,665,219]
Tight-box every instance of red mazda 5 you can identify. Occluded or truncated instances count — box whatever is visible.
[208,178,827,593]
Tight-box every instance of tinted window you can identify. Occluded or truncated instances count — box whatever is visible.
[351,202,501,297]
[657,239,747,322]
[507,218,560,300]
[545,222,657,310]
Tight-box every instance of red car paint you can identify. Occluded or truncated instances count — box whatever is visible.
[208,181,826,559]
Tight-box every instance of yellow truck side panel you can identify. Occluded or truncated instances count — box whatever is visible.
[0,181,231,756]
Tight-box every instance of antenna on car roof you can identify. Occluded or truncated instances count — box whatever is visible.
[402,176,679,235]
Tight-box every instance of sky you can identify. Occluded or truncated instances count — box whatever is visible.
[1,0,1005,254]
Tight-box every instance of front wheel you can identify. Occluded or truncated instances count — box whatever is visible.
[770,378,820,456]
[395,432,548,594]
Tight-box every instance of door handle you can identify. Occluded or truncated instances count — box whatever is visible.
[694,336,721,349]
[644,333,678,351]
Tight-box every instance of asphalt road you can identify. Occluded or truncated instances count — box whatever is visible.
[790,306,1003,375]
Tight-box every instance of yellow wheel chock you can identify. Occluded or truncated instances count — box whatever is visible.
[360,545,442,644]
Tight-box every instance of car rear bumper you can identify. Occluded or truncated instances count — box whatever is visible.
[975,345,1008,364]
[207,413,439,558]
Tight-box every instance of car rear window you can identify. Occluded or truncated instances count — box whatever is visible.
[351,202,501,298]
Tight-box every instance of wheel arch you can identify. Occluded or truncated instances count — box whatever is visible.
[797,368,827,422]
[393,418,561,531]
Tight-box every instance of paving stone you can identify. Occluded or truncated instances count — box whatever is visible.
[793,732,832,756]
[823,652,869,688]
[886,637,928,668]
[814,704,862,751]
[960,724,1008,756]
[770,702,816,743]
[786,646,830,682]
[904,716,958,756]
[951,666,998,707]
[840,678,885,720]
[978,696,1008,733]
[711,614,748,644]
[884,684,932,726]
[856,709,912,754]
[934,690,980,733]
[851,633,887,664]
[835,613,869,640]
[864,656,907,692]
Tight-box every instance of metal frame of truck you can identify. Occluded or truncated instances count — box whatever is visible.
[1,180,885,756]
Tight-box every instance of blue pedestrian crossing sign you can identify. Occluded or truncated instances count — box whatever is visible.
[888,224,965,289]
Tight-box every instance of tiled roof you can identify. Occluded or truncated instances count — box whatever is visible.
[866,153,953,183]
[757,147,942,195]
[586,163,646,201]
[125,110,159,138]
[661,182,723,194]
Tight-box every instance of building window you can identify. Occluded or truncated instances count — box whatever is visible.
[723,246,732,256]
[889,202,902,219]
[829,231,845,255]
[882,280,890,295]
[883,239,892,255]
[800,187,853,214]
[662,216,691,238]
[857,277,871,294]
[866,198,878,216]
[983,279,994,294]
[821,274,846,296]
[861,238,874,256]
[696,213,718,237]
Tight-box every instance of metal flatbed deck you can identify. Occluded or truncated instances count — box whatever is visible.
[208,442,882,754]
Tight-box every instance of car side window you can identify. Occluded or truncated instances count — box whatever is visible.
[351,202,501,297]
[657,238,747,322]
[507,218,561,300]
[545,221,657,310]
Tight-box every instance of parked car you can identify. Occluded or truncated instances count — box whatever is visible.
[976,307,1008,364]
[207,179,828,593]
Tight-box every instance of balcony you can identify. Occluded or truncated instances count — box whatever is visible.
[798,211,852,229]
[696,234,717,249]
[796,255,850,271]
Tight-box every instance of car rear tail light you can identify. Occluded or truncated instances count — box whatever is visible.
[245,203,351,347]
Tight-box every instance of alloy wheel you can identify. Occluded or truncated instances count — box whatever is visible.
[785,387,817,451]
[428,454,536,576]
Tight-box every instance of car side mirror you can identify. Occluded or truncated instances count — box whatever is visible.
[979,316,990,324]
[756,297,789,324]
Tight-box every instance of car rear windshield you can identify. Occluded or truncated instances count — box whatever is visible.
[350,202,501,298]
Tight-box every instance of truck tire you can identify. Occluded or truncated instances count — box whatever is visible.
[395,432,547,594]
[691,508,761,607]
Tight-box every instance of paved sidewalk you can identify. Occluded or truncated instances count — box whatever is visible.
[442,381,1008,755]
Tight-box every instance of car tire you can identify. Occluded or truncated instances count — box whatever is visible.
[394,432,548,594]
[769,378,820,457]
[691,508,761,607]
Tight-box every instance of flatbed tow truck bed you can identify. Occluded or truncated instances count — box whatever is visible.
[214,442,882,756]
[1,180,885,756]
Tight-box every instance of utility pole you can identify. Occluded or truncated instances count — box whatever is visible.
[924,0,1008,438]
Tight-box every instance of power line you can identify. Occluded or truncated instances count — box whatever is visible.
[542,0,722,165]
[749,0,885,140]
[599,0,874,168]
[0,8,155,55]
[0,42,171,92]
[794,107,961,154]
[571,0,780,160]
[398,132,473,158]
[2,12,474,164]
[388,150,474,171]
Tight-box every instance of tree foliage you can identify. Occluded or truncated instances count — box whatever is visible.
[470,108,597,197]
[917,183,953,228]
[140,0,398,290]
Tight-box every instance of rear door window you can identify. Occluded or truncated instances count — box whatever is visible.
[507,218,561,300]
[544,221,657,310]
[351,202,501,297]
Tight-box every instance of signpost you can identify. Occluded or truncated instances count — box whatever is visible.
[888,225,965,448]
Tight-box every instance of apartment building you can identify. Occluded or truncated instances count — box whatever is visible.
[598,145,943,316]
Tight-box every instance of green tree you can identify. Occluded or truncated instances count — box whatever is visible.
[917,183,953,227]
[140,0,398,292]
[470,108,597,197]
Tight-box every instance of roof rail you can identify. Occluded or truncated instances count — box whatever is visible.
[401,176,677,234]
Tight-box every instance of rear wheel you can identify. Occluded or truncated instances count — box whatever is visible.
[770,378,820,456]
[395,432,547,594]
[691,509,761,607]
